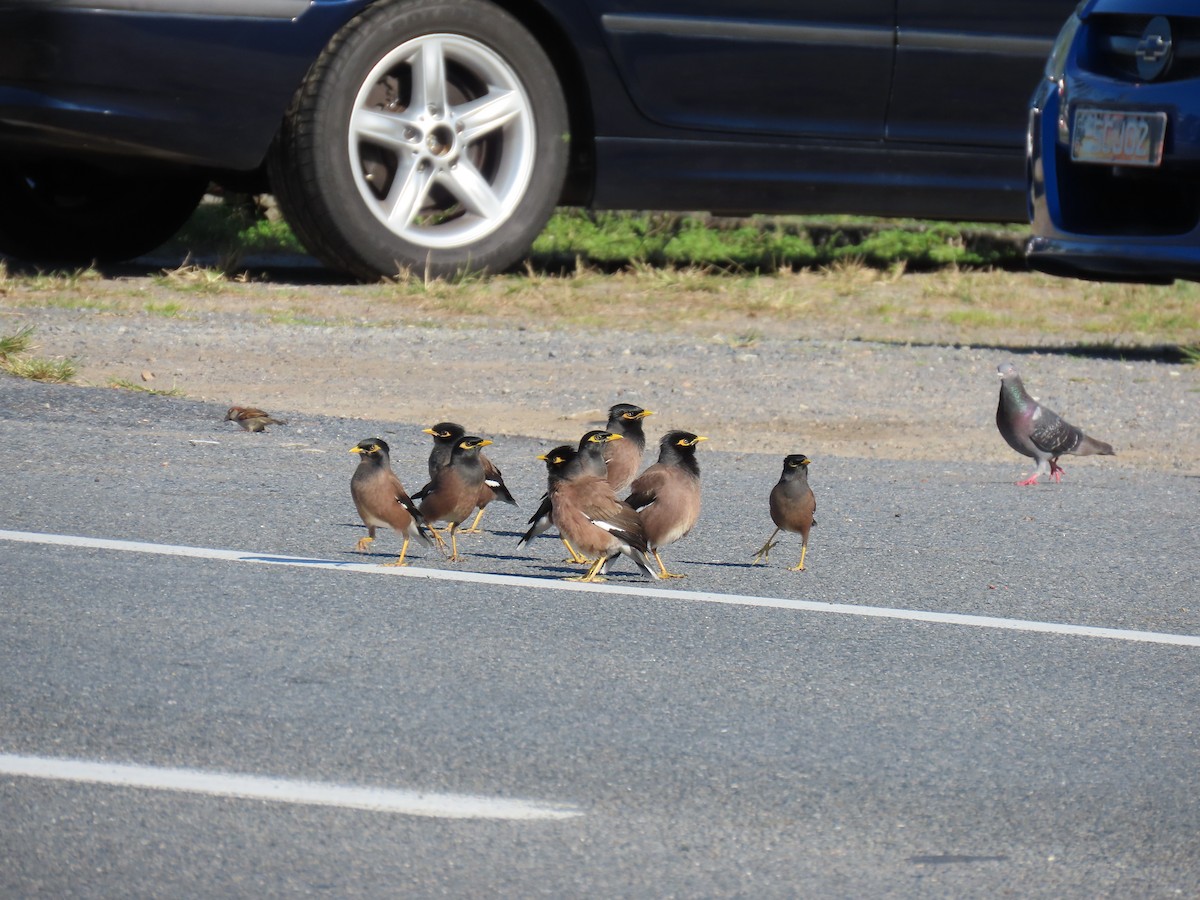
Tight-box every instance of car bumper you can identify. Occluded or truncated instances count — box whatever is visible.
[1026,72,1200,284]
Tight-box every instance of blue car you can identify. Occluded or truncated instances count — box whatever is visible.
[1027,0,1200,282]
[0,0,1075,280]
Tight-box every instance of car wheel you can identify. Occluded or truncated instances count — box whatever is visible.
[269,0,568,281]
[0,161,207,265]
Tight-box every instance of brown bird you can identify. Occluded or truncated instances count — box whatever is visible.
[550,430,658,583]
[602,403,654,492]
[225,406,286,433]
[517,445,588,564]
[417,436,493,561]
[626,431,707,578]
[996,362,1115,485]
[418,422,516,533]
[349,438,439,566]
[753,454,816,571]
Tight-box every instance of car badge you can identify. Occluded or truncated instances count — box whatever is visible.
[1136,16,1173,81]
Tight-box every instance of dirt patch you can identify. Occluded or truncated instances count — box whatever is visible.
[7,271,1197,476]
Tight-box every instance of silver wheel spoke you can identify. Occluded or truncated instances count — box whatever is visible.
[383,161,436,228]
[351,107,419,155]
[438,159,502,219]
[455,88,524,143]
[412,38,449,116]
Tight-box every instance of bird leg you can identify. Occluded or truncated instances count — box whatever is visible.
[566,556,607,583]
[446,524,465,562]
[354,534,375,553]
[752,528,781,564]
[1015,473,1041,486]
[459,507,487,535]
[383,538,410,567]
[653,549,685,579]
[788,543,808,572]
[561,537,588,564]
[1049,458,1065,483]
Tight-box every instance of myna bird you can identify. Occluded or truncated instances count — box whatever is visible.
[550,435,659,583]
[996,362,1115,485]
[753,454,816,571]
[603,403,654,492]
[625,431,707,578]
[517,445,588,564]
[417,436,493,561]
[349,439,439,566]
[225,406,286,433]
[419,421,516,533]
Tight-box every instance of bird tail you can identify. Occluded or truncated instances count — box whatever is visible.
[1078,435,1115,456]
[625,546,661,581]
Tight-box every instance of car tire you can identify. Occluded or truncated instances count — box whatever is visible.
[269,0,569,281]
[0,161,207,265]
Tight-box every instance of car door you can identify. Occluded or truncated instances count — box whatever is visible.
[585,0,896,140]
[887,0,1080,148]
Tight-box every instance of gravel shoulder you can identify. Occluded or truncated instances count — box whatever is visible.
[6,288,1197,477]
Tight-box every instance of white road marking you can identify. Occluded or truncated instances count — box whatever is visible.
[0,753,582,821]
[3,529,1198,649]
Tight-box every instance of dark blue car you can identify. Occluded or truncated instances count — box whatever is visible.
[1027,0,1200,283]
[0,0,1075,279]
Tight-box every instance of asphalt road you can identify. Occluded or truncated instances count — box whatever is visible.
[1,375,1198,898]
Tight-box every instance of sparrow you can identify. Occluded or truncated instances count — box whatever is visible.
[517,445,588,564]
[417,436,493,561]
[603,403,654,493]
[996,362,1115,485]
[418,421,516,532]
[349,439,439,566]
[550,431,658,583]
[225,406,286,432]
[625,431,707,578]
[753,454,816,571]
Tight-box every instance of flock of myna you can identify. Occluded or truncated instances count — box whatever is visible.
[224,361,1114,582]
[341,403,804,582]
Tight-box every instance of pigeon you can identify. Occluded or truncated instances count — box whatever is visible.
[996,362,1115,485]
[224,405,286,432]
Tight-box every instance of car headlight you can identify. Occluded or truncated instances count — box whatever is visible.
[1044,1,1087,82]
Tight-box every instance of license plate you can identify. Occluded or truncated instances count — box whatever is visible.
[1071,108,1167,167]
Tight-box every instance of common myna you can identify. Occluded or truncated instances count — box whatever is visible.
[550,434,658,583]
[626,431,707,578]
[518,445,588,564]
[417,436,493,561]
[997,362,1115,485]
[603,403,654,492]
[225,406,286,433]
[349,438,439,566]
[753,454,816,571]
[419,421,516,532]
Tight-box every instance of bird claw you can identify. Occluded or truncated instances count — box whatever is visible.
[1015,475,1040,486]
[565,574,606,583]
[752,540,778,563]
[354,536,375,552]
[382,560,409,568]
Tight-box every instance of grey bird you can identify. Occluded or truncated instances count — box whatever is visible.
[625,431,707,578]
[753,454,816,571]
[996,362,1115,485]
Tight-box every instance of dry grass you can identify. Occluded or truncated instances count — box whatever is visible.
[4,263,1198,350]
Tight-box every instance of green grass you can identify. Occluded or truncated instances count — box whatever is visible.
[108,377,185,397]
[167,199,1027,274]
[0,326,77,383]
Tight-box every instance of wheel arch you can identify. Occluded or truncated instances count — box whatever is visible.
[473,0,596,206]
